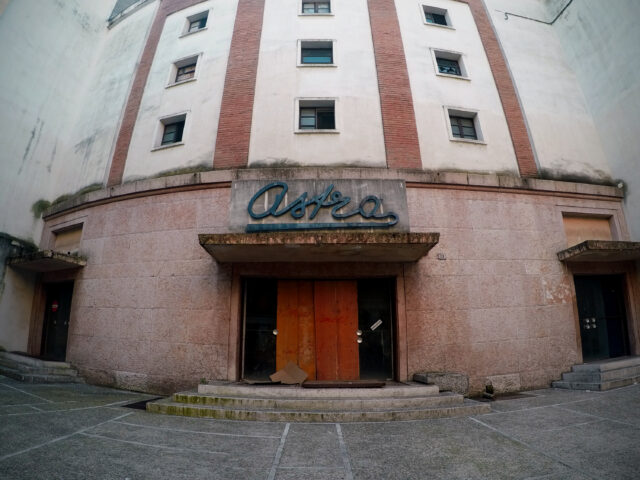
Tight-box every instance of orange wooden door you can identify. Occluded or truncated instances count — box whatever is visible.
[276,280,316,379]
[314,281,359,381]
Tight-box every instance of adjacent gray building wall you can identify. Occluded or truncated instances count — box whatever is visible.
[550,0,640,240]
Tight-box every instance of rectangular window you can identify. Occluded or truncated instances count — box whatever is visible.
[425,12,446,25]
[175,63,196,82]
[161,120,185,145]
[437,57,461,76]
[302,2,330,14]
[185,10,208,35]
[299,107,335,130]
[301,41,333,64]
[422,5,450,27]
[449,115,477,140]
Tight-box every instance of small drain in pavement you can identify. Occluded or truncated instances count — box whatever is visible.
[122,397,164,410]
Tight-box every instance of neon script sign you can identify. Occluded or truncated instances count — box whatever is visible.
[246,181,399,232]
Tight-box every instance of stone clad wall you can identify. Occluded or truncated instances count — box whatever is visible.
[43,188,232,393]
[405,187,625,392]
[38,174,628,394]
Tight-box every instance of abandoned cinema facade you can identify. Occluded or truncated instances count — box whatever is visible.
[0,0,639,395]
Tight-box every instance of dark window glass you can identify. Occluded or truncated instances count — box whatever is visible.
[299,106,335,130]
[175,63,196,82]
[161,120,185,145]
[425,12,447,25]
[301,47,333,64]
[188,14,207,32]
[436,57,461,76]
[302,2,330,14]
[450,116,477,140]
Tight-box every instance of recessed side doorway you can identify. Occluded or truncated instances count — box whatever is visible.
[41,282,74,361]
[574,275,630,362]
[241,278,395,381]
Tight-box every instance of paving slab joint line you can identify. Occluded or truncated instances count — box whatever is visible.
[0,381,54,403]
[111,420,282,439]
[79,432,229,456]
[336,423,354,480]
[481,397,600,416]
[554,405,640,428]
[469,417,600,480]
[5,398,136,416]
[267,422,290,480]
[0,411,133,462]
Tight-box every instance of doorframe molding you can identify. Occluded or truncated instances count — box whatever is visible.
[228,263,410,381]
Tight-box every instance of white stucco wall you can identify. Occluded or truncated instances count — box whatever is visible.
[247,0,386,167]
[0,0,156,241]
[0,0,156,352]
[397,0,518,174]
[485,0,612,182]
[549,0,640,240]
[123,0,238,181]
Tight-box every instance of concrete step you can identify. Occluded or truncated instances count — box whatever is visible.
[0,352,82,383]
[0,365,84,384]
[561,365,640,383]
[147,397,490,422]
[173,390,463,412]
[552,376,639,391]
[198,381,440,398]
[571,356,640,373]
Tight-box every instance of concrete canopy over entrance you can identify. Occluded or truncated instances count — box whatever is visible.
[557,240,640,262]
[7,250,86,272]
[198,231,439,263]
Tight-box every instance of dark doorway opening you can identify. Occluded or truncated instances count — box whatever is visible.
[242,278,395,382]
[574,275,630,362]
[41,282,74,361]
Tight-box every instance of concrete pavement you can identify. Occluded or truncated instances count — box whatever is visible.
[0,375,638,479]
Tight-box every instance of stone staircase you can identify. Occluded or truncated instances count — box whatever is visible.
[147,381,491,422]
[552,356,640,391]
[0,351,83,383]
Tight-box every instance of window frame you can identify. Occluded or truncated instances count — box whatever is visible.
[444,107,485,144]
[295,98,339,134]
[153,112,188,150]
[421,4,453,29]
[430,48,469,80]
[297,39,337,67]
[181,10,209,37]
[167,53,202,88]
[301,1,332,15]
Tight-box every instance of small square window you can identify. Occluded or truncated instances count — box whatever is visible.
[168,55,200,87]
[298,100,336,131]
[446,109,483,142]
[302,1,331,14]
[184,10,208,35]
[422,5,451,27]
[437,58,461,76]
[300,40,333,65]
[432,49,468,79]
[176,62,196,82]
[450,116,476,139]
[162,121,185,145]
[157,114,187,148]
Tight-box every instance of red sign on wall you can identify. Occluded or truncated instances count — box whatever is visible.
[51,301,59,313]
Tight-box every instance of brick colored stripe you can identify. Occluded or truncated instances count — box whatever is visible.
[455,0,538,177]
[367,0,422,170]
[107,0,207,187]
[213,0,265,169]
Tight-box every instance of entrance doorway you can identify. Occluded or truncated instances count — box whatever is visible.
[574,275,630,362]
[242,278,395,381]
[41,282,74,361]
